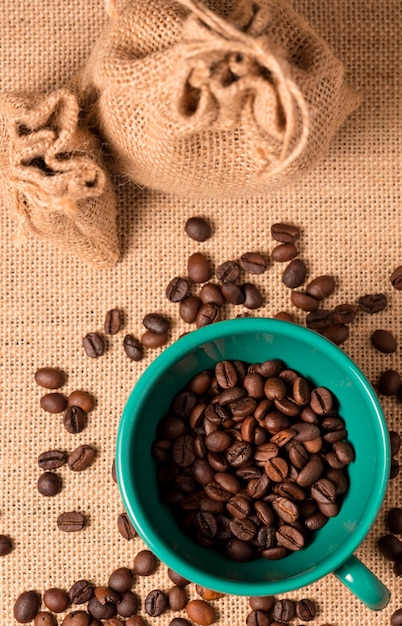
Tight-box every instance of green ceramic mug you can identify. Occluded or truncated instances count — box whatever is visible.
[116,318,391,610]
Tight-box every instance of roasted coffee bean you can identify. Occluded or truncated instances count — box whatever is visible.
[246,610,270,626]
[274,310,295,322]
[116,591,139,617]
[185,216,212,242]
[264,411,290,433]
[195,587,224,601]
[241,283,263,309]
[215,472,241,494]
[391,608,402,626]
[378,369,401,396]
[264,377,286,400]
[134,549,158,575]
[358,293,387,314]
[14,591,41,623]
[282,259,307,289]
[145,590,168,617]
[248,596,275,612]
[371,329,397,353]
[271,242,298,262]
[332,302,357,324]
[292,423,320,442]
[142,312,170,334]
[179,295,202,323]
[117,512,137,540]
[240,252,267,275]
[226,441,253,466]
[69,389,96,412]
[166,277,190,302]
[35,367,66,389]
[271,222,300,243]
[68,445,96,471]
[57,511,85,532]
[390,266,402,290]
[94,585,119,605]
[141,330,169,348]
[69,580,94,605]
[333,440,355,464]
[306,275,335,300]
[123,334,143,361]
[388,508,402,535]
[38,449,67,470]
[215,360,237,388]
[390,458,400,480]
[108,567,134,594]
[188,252,212,283]
[261,546,288,560]
[276,524,305,550]
[82,333,104,358]
[0,534,12,555]
[61,611,91,626]
[296,454,324,487]
[87,596,116,620]
[305,309,334,330]
[226,494,251,518]
[196,303,221,327]
[216,260,240,283]
[63,406,86,434]
[104,309,122,334]
[167,568,190,587]
[199,283,225,307]
[310,387,333,415]
[221,282,245,305]
[43,588,69,613]
[264,456,288,481]
[172,435,196,466]
[321,323,349,345]
[186,599,217,625]
[168,585,188,611]
[311,478,336,504]
[394,560,402,577]
[273,599,296,622]
[287,441,309,469]
[40,392,67,414]
[272,496,299,523]
[296,598,316,621]
[34,611,57,626]
[226,537,256,561]
[304,510,328,530]
[169,619,192,626]
[377,534,402,560]
[37,471,61,497]
[291,290,319,312]
[195,511,218,537]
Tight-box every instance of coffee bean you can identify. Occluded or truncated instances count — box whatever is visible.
[117,512,137,540]
[43,588,69,613]
[221,282,245,305]
[40,392,67,414]
[168,585,187,611]
[246,609,270,626]
[358,293,387,314]
[390,430,401,456]
[68,390,96,413]
[108,567,134,594]
[169,619,192,626]
[297,454,324,487]
[134,549,158,575]
[248,596,275,612]
[180,295,203,322]
[305,309,334,330]
[63,406,86,434]
[282,259,307,288]
[199,283,225,307]
[296,598,316,621]
[0,534,12,555]
[186,599,217,625]
[37,472,61,497]
[333,440,355,464]
[321,323,349,345]
[273,311,295,322]
[188,252,212,283]
[127,618,147,626]
[291,290,319,312]
[195,587,223,601]
[391,608,402,626]
[166,277,190,302]
[185,217,212,242]
[145,590,168,617]
[35,367,66,389]
[104,309,122,335]
[116,591,139,617]
[271,222,300,243]
[167,568,190,586]
[123,334,144,361]
[141,330,169,348]
[271,242,298,262]
[34,611,57,626]
[196,303,221,327]
[216,260,240,283]
[68,445,96,471]
[142,312,170,334]
[61,610,92,626]
[378,369,401,396]
[306,275,336,300]
[273,599,295,622]
[241,283,263,309]
[310,387,333,415]
[240,252,267,274]
[371,329,397,353]
[377,534,402,560]
[332,303,357,324]
[69,580,94,604]
[57,511,85,532]
[87,596,116,620]
[82,333,104,358]
[388,508,402,535]
[38,449,67,470]
[276,524,305,550]
[14,591,41,623]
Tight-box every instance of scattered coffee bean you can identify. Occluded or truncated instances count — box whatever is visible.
[273,311,295,322]
[221,282,245,305]
[390,266,402,290]
[116,591,139,617]
[389,431,401,457]
[69,580,94,605]
[240,252,267,275]
[37,472,61,497]
[127,617,147,626]
[141,329,169,348]
[271,242,298,262]
[188,252,212,283]
[306,275,335,300]
[82,333,104,358]
[290,291,319,312]
[123,334,144,361]
[199,283,225,307]
[134,549,158,575]
[248,596,275,612]
[57,511,85,532]
[185,217,212,242]
[246,609,270,626]
[117,513,137,540]
[196,303,221,327]
[34,611,57,626]
[35,367,66,389]
[143,313,170,334]
[371,329,397,353]
[87,596,117,620]
[305,309,334,331]
[195,586,223,601]
[377,534,402,560]
[378,370,401,396]
[168,585,187,611]
[216,260,240,283]
[108,567,134,594]
[104,309,122,335]
[180,295,203,323]
[14,590,41,623]
[144,589,168,617]
[332,303,357,324]
[38,449,67,470]
[358,293,387,314]
[169,619,192,626]
[391,608,402,626]
[186,599,217,625]
[296,598,316,621]
[68,390,96,413]
[273,598,295,621]
[43,588,70,613]
[320,323,349,345]
[40,392,67,414]
[166,277,190,302]
[241,283,263,309]
[388,508,402,535]
[0,534,12,555]
[61,611,91,626]
[68,445,96,471]
[282,259,307,289]
[271,223,300,243]
[63,406,86,434]
[167,568,190,586]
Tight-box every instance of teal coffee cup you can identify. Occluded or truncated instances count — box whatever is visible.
[116,318,391,610]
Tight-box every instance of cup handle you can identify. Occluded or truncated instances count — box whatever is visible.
[334,554,390,610]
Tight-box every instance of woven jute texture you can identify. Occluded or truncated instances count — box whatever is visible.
[0,1,401,625]
[79,0,360,198]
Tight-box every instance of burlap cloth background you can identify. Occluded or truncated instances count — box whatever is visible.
[0,0,401,624]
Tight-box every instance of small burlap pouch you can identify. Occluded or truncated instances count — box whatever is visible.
[0,88,120,267]
[79,0,360,198]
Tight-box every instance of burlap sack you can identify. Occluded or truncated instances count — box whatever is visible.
[0,88,120,268]
[79,0,360,198]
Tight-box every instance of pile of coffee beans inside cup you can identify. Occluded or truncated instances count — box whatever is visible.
[153,358,353,561]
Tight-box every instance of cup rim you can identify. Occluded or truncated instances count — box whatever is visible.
[116,317,390,595]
